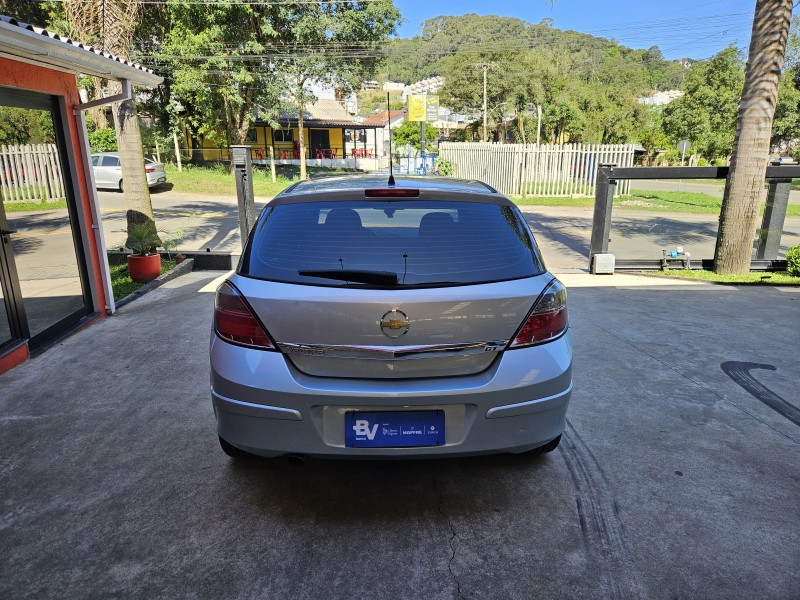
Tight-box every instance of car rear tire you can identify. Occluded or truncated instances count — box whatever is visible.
[530,434,561,455]
[218,435,255,459]
[118,179,124,193]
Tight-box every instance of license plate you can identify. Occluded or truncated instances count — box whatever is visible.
[345,410,445,448]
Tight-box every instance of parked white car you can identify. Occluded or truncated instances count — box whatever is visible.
[91,152,167,192]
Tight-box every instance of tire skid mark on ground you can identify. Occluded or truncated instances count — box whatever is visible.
[560,420,644,600]
[721,362,800,428]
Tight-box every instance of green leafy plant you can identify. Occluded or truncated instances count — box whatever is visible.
[126,222,161,256]
[88,128,117,152]
[786,244,800,277]
[435,158,454,176]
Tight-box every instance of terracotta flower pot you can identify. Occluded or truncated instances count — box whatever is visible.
[127,253,162,284]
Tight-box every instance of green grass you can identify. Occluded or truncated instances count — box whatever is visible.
[3,199,68,212]
[513,189,800,217]
[513,195,596,208]
[110,259,176,301]
[647,269,800,285]
[163,163,357,197]
[661,177,800,191]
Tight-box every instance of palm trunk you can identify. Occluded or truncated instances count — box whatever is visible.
[112,93,160,249]
[714,0,793,275]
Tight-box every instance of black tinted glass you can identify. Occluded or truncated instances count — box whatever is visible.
[241,201,544,287]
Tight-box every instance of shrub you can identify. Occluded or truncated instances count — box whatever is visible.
[712,158,726,167]
[697,157,708,167]
[435,158,454,176]
[88,128,117,152]
[786,244,800,277]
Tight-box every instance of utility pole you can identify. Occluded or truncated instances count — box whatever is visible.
[536,104,542,146]
[482,64,488,143]
[475,62,497,143]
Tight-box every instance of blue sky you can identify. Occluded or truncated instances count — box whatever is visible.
[393,0,759,60]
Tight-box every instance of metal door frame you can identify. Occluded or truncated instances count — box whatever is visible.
[0,86,94,352]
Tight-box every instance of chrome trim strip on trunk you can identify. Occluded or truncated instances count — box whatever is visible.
[276,340,509,360]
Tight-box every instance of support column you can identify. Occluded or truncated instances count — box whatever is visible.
[756,160,793,260]
[231,145,256,248]
[589,164,617,269]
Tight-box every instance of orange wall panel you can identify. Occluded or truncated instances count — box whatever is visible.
[0,57,109,370]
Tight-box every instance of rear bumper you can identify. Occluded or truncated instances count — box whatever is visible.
[210,331,572,458]
[147,174,167,187]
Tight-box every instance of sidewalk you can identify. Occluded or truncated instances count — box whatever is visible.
[1,270,798,598]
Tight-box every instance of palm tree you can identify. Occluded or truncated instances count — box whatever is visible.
[714,0,794,274]
[65,0,160,248]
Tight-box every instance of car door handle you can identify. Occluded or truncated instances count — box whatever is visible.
[1,228,17,235]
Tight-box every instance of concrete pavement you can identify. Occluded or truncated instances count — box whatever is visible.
[1,271,798,598]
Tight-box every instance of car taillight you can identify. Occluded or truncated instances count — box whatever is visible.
[364,188,420,197]
[508,279,568,348]
[145,167,155,173]
[214,282,276,350]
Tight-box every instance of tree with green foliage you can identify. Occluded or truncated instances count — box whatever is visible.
[392,121,438,152]
[0,108,54,145]
[662,47,744,160]
[162,1,399,179]
[270,0,400,179]
[160,2,285,163]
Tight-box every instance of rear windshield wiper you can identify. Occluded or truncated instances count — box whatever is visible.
[298,269,399,286]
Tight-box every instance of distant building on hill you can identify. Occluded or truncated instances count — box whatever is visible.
[637,90,685,106]
[402,76,445,100]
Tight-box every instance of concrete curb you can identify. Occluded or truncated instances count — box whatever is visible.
[115,258,195,310]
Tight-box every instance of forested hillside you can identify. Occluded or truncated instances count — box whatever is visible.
[380,15,688,146]
[375,13,800,159]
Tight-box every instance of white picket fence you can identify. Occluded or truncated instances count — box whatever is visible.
[0,144,66,202]
[438,142,636,197]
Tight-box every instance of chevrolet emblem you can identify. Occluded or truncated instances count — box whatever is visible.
[380,309,410,338]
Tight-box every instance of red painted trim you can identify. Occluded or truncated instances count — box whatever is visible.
[0,58,109,313]
[0,57,109,373]
[0,343,29,375]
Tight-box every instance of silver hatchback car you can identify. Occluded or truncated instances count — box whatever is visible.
[210,175,572,459]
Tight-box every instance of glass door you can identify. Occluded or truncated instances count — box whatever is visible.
[0,87,91,351]
[0,201,19,348]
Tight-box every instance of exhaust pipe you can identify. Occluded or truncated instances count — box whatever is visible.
[286,454,305,467]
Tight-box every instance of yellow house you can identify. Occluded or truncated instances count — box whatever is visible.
[186,99,382,163]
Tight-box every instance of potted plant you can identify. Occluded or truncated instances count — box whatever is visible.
[126,221,162,283]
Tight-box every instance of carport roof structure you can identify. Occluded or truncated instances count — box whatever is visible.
[0,15,162,87]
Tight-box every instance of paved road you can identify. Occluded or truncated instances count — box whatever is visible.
[631,179,800,205]
[521,205,800,272]
[1,271,798,598]
[4,189,799,285]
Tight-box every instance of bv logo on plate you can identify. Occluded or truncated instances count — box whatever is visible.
[380,308,410,338]
[345,411,445,448]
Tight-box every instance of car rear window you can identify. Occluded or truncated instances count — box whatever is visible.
[240,200,545,287]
